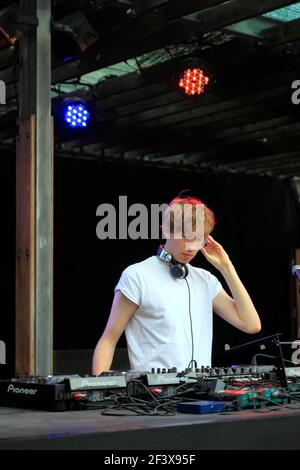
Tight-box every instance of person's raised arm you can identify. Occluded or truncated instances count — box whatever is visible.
[92,291,138,375]
[201,235,261,334]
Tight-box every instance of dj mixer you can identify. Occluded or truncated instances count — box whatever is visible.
[1,364,299,412]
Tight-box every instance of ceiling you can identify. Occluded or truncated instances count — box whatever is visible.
[1,0,300,179]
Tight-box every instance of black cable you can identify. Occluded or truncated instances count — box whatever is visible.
[184,277,197,370]
[101,396,178,416]
[217,399,240,414]
[251,395,285,414]
[101,379,180,416]
[126,379,162,405]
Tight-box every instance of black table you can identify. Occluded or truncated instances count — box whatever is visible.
[0,405,300,449]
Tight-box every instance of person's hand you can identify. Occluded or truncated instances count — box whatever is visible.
[200,235,232,272]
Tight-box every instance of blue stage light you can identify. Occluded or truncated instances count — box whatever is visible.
[63,101,90,128]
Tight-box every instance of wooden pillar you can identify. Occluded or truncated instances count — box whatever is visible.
[15,117,36,376]
[16,0,52,377]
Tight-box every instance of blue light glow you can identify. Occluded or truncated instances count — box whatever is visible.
[63,102,90,128]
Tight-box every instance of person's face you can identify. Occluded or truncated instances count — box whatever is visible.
[164,233,209,264]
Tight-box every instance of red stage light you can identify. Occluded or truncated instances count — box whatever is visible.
[178,67,210,96]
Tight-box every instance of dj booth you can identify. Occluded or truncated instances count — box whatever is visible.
[1,337,300,450]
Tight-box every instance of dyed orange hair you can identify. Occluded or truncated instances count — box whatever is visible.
[164,194,216,236]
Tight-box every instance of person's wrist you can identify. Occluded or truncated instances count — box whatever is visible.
[218,260,234,275]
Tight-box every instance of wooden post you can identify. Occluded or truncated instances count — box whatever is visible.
[15,116,36,376]
[15,0,52,377]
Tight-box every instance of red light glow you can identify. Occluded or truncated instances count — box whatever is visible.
[178,68,209,96]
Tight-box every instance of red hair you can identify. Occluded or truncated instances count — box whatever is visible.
[165,194,216,234]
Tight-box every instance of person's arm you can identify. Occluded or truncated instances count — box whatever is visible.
[92,291,139,375]
[201,235,261,334]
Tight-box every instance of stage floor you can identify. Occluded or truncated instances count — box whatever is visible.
[1,405,300,449]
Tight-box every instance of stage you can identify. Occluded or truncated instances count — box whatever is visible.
[1,405,300,450]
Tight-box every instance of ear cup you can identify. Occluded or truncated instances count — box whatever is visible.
[157,245,189,279]
[170,262,189,279]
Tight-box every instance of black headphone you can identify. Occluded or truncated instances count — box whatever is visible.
[156,245,189,279]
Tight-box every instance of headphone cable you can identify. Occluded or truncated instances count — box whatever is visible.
[184,278,197,370]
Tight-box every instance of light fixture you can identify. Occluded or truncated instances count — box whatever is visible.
[61,97,90,129]
[0,3,38,48]
[177,58,211,97]
[53,10,99,55]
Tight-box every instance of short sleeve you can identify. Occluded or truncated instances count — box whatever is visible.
[114,266,141,305]
[209,273,223,300]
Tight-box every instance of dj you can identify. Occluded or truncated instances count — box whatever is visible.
[92,195,261,375]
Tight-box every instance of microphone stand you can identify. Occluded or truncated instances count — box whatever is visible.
[225,333,288,388]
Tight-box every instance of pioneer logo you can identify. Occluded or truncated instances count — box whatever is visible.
[7,384,38,395]
[81,379,116,388]
[157,375,178,384]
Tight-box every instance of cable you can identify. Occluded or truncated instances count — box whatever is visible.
[184,277,197,370]
[251,353,298,366]
[251,395,285,414]
[101,379,180,417]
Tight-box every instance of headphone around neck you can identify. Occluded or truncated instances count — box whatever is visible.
[156,245,189,279]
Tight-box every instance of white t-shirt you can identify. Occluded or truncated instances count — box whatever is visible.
[115,256,223,372]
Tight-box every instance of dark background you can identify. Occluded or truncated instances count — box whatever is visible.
[1,149,300,377]
[1,150,15,378]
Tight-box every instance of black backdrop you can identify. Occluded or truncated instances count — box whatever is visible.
[0,150,15,378]
[1,152,300,377]
[54,158,300,366]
